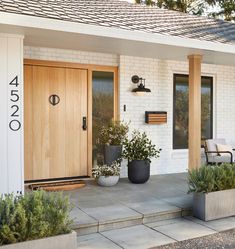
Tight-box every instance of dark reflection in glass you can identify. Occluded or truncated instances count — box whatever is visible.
[92,71,114,165]
[173,75,213,149]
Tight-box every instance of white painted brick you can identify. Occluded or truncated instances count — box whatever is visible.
[24,46,235,177]
[24,46,118,66]
[119,55,235,177]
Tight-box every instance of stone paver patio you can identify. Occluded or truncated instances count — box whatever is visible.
[67,173,192,234]
[64,173,235,248]
[77,217,235,249]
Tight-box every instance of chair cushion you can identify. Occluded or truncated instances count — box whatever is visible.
[216,144,233,156]
[207,155,232,164]
[205,139,226,156]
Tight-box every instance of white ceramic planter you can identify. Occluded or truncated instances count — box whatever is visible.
[0,231,77,249]
[193,189,235,221]
[97,176,119,187]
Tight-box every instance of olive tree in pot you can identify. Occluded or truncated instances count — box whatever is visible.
[92,160,121,187]
[99,121,129,165]
[123,131,161,184]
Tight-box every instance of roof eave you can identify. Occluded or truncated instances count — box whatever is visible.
[1,12,235,55]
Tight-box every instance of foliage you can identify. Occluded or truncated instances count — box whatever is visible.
[135,0,209,15]
[188,164,235,193]
[136,0,235,21]
[98,121,129,146]
[208,0,235,22]
[0,191,72,245]
[174,79,212,148]
[92,92,114,164]
[123,130,161,163]
[92,160,121,178]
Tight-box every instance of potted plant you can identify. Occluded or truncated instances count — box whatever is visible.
[99,121,129,165]
[92,160,121,187]
[0,191,76,249]
[188,163,235,221]
[123,130,161,184]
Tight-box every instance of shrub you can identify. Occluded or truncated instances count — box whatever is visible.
[188,164,235,193]
[92,160,121,178]
[0,191,72,245]
[123,130,161,163]
[98,121,129,145]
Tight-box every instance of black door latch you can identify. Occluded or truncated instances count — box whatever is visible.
[82,117,87,130]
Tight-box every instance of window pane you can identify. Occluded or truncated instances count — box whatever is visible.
[201,78,213,145]
[92,71,114,165]
[173,75,213,149]
[173,76,189,149]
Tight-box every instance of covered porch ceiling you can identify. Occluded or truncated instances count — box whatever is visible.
[0,13,235,66]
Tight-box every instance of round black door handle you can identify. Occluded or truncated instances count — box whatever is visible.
[49,94,60,106]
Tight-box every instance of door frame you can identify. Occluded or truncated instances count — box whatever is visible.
[24,59,119,177]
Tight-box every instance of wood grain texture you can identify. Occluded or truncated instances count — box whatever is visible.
[65,68,88,177]
[145,112,167,124]
[87,70,93,177]
[188,55,202,170]
[24,59,119,180]
[24,59,116,72]
[24,65,88,180]
[24,65,33,180]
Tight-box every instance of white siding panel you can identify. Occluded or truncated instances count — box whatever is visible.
[7,37,24,193]
[0,38,8,194]
[0,34,24,194]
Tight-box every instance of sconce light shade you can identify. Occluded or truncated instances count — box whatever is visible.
[131,75,151,94]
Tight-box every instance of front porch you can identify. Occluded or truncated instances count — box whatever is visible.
[1,13,235,193]
[67,173,192,235]
[67,173,235,249]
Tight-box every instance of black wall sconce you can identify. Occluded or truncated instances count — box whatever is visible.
[131,75,151,95]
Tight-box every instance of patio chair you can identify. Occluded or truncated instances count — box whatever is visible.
[204,139,235,165]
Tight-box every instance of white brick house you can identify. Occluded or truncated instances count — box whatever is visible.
[0,0,235,194]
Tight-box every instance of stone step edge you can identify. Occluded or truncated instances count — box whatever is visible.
[74,208,192,236]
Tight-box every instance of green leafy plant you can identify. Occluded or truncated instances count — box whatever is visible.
[0,191,72,245]
[98,121,129,145]
[188,164,235,193]
[123,130,161,163]
[92,161,121,178]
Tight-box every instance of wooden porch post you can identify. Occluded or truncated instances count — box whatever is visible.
[188,55,202,170]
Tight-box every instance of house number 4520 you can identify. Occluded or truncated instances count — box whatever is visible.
[9,76,21,131]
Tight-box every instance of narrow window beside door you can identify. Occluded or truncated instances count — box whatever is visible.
[173,74,213,149]
[92,71,115,165]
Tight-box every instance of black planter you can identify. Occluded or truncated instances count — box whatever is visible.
[104,145,122,165]
[128,160,150,184]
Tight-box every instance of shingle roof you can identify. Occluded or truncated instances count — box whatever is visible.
[1,0,235,45]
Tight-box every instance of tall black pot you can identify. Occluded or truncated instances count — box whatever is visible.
[128,160,150,184]
[104,145,122,165]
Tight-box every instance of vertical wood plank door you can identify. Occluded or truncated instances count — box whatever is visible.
[24,65,88,181]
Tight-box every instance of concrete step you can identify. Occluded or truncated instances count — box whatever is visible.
[73,207,192,236]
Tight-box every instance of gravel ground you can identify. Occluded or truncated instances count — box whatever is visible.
[151,229,235,249]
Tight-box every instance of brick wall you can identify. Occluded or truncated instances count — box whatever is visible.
[24,46,235,177]
[24,46,119,66]
[119,56,235,176]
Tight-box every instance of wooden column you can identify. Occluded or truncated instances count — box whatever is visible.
[188,55,202,170]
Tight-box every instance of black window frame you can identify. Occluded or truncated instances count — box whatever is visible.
[173,74,213,150]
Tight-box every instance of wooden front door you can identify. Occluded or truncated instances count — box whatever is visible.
[24,65,88,181]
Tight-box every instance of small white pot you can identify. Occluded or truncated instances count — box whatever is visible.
[97,176,119,187]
